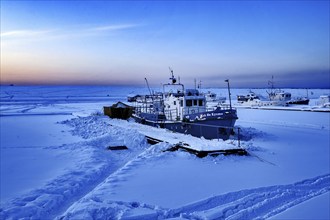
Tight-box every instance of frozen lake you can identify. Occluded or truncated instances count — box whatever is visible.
[0,85,329,219]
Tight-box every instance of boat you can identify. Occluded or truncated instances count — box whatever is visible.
[268,90,291,103]
[266,76,292,106]
[287,97,310,105]
[267,76,311,105]
[132,70,238,140]
[237,91,261,105]
[127,94,157,103]
[318,95,330,107]
[205,91,217,102]
[127,94,141,102]
[287,89,310,105]
[204,91,226,103]
[236,90,280,107]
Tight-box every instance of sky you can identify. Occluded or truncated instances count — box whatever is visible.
[0,1,329,88]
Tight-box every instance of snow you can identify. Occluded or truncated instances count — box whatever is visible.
[108,118,240,151]
[0,85,329,219]
[270,192,330,220]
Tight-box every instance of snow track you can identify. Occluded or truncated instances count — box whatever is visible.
[0,143,143,220]
[0,116,149,220]
[171,173,329,219]
[56,142,171,219]
[57,173,329,219]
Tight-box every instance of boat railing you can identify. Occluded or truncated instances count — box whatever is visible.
[134,104,156,114]
[134,104,236,119]
[164,108,181,121]
[206,104,235,111]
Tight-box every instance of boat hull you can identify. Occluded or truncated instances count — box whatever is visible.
[287,99,310,105]
[132,109,237,140]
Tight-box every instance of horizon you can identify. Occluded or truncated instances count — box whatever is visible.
[1,1,329,88]
[1,81,329,89]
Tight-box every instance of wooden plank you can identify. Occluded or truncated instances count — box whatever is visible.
[145,136,164,145]
[164,143,248,158]
[107,146,128,150]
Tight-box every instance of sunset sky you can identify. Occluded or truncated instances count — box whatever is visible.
[1,1,329,88]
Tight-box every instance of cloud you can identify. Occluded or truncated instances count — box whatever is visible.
[0,23,142,41]
[90,24,141,32]
[0,30,54,38]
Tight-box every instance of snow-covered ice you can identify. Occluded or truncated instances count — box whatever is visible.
[0,85,329,219]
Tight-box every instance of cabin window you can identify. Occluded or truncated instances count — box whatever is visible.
[180,100,183,107]
[174,101,176,105]
[194,100,197,106]
[186,100,192,106]
[199,100,203,106]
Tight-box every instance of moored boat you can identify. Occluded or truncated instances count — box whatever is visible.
[132,70,238,140]
[204,91,226,103]
[266,76,291,106]
[237,91,261,105]
[287,97,310,105]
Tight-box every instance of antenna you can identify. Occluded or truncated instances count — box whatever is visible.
[168,67,176,84]
[144,78,153,96]
[198,80,202,89]
[267,75,275,96]
[268,75,275,89]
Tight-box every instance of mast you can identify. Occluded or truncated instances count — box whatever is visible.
[144,78,153,96]
[225,79,232,110]
[267,75,275,100]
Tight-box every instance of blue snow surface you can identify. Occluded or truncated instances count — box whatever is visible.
[0,85,329,219]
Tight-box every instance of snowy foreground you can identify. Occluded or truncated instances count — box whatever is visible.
[0,86,329,219]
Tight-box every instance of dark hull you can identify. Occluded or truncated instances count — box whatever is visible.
[287,99,310,105]
[132,110,237,140]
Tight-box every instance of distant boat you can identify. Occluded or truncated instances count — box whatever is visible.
[268,90,292,103]
[318,95,330,108]
[132,69,238,140]
[204,91,226,103]
[287,89,310,105]
[204,91,217,102]
[287,97,310,105]
[237,90,260,103]
[237,87,309,107]
[127,94,141,102]
[236,91,264,106]
[266,76,292,106]
[266,77,312,106]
